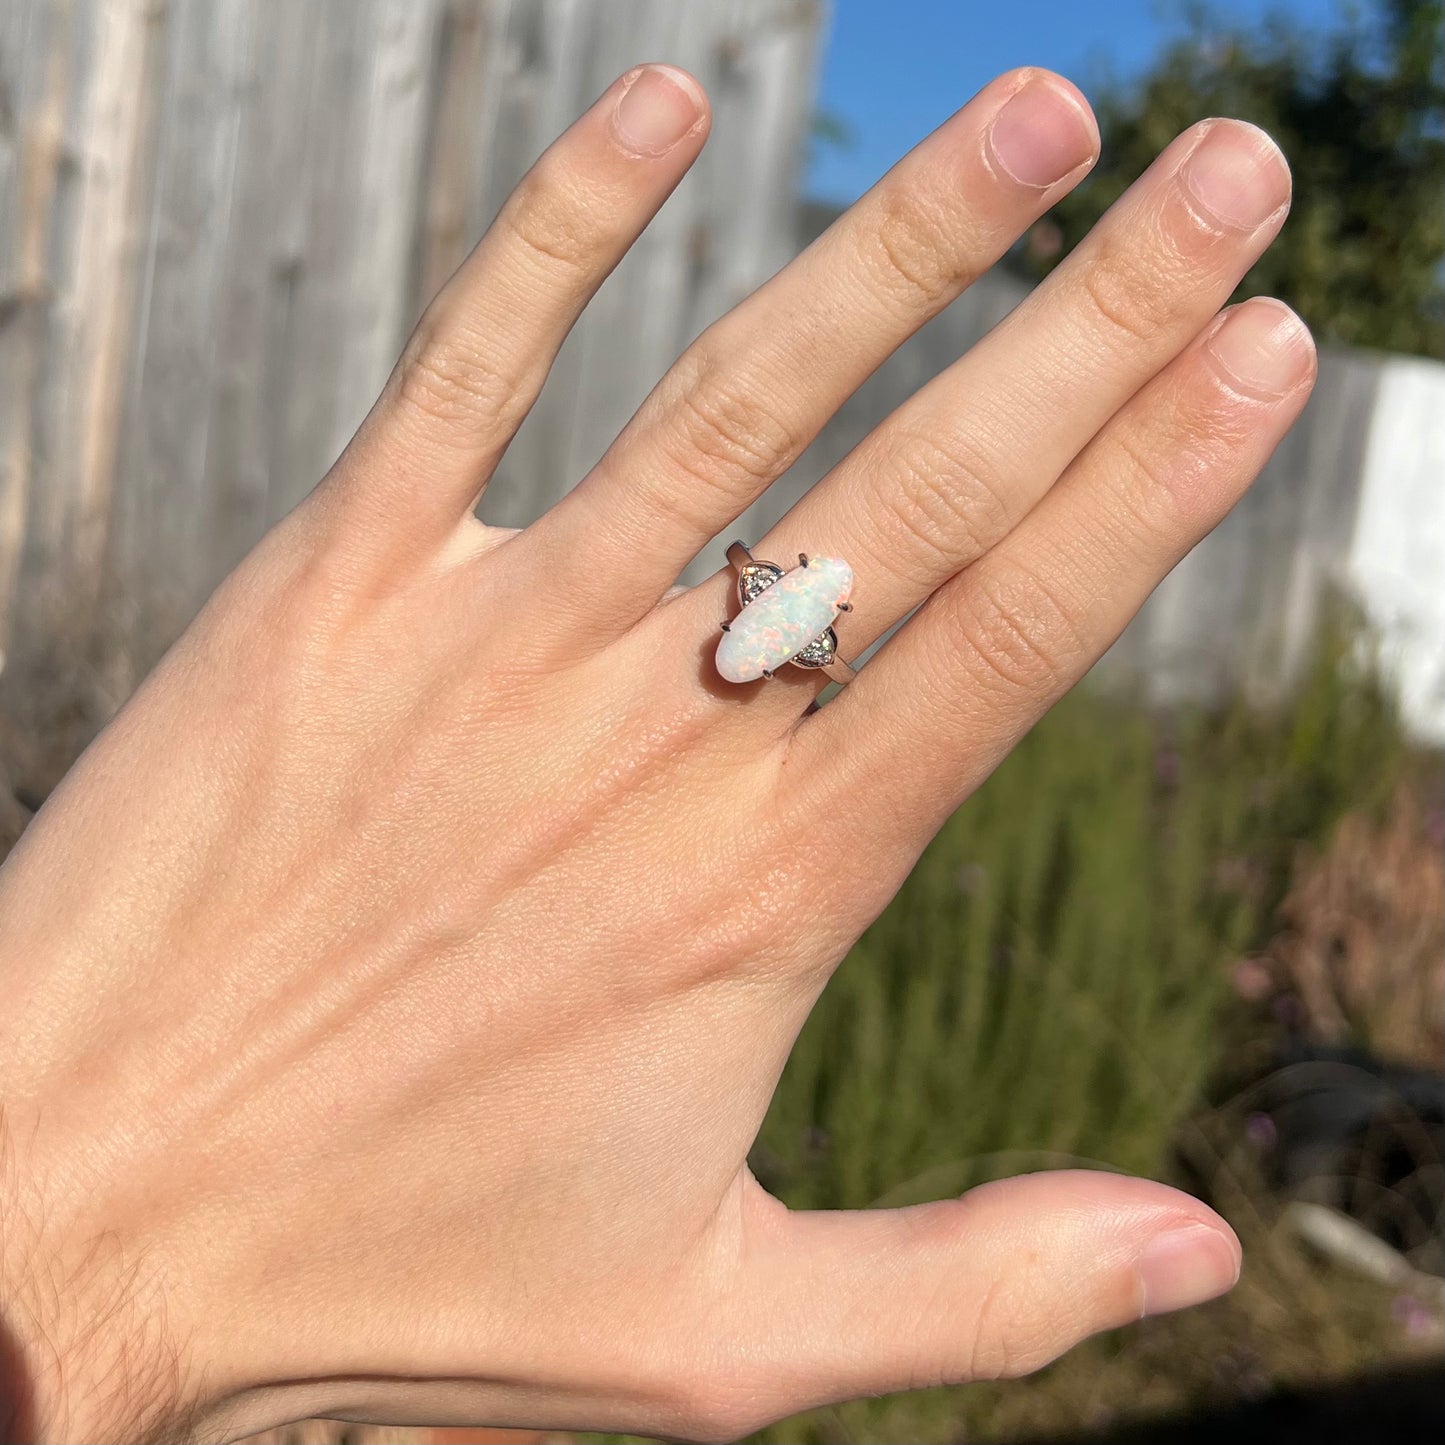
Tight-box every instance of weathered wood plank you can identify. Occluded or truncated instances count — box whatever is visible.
[110,0,253,632]
[0,0,72,641]
[0,0,825,701]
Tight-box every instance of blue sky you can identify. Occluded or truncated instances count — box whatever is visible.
[806,0,1351,203]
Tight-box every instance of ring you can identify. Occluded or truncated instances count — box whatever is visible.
[715,541,858,686]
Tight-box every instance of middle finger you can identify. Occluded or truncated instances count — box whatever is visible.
[526,68,1100,640]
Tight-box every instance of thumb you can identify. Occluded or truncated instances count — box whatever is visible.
[726,1169,1239,1427]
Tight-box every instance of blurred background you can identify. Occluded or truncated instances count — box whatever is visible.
[0,1,1441,1442]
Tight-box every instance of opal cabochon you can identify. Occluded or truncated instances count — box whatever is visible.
[716,555,854,683]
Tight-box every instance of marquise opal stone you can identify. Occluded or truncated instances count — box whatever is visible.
[717,556,853,683]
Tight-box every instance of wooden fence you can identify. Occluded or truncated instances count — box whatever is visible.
[3,0,1442,763]
[0,0,823,717]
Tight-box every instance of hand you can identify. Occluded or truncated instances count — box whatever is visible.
[0,64,1311,1444]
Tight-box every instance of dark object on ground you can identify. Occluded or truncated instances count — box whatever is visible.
[1193,1041,1445,1278]
[1013,1359,1445,1444]
[1258,1043,1443,1277]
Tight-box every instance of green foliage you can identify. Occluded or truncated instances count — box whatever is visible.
[1030,0,1445,357]
[757,622,1405,1210]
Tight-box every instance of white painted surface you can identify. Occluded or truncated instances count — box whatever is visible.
[1348,354,1445,743]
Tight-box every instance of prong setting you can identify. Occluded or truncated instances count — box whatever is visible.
[718,540,858,686]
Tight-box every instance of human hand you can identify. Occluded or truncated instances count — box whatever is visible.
[0,63,1312,1444]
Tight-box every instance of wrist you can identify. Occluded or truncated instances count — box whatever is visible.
[0,1113,190,1445]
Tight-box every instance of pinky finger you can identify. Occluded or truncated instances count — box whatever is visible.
[791,297,1317,849]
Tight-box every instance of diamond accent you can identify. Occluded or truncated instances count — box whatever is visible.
[791,628,838,668]
[737,562,783,605]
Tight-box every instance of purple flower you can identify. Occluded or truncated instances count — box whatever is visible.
[1245,1112,1277,1149]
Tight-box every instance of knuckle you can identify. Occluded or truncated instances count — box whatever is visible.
[1077,249,1168,349]
[660,352,800,493]
[1076,182,1240,355]
[1109,358,1263,533]
[1075,220,1190,350]
[1107,423,1191,537]
[499,165,598,275]
[965,1278,1013,1380]
[966,1317,1055,1382]
[867,186,972,313]
[962,1270,1063,1382]
[949,561,1081,699]
[395,325,529,433]
[873,427,1014,577]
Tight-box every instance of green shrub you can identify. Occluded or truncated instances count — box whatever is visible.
[744,620,1419,1443]
[757,621,1409,1218]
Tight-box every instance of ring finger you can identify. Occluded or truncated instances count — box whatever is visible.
[677,117,1290,695]
[792,295,1317,869]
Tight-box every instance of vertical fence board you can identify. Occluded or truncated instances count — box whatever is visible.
[0,0,825,709]
[0,1,71,641]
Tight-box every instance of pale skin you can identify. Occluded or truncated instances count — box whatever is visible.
[0,63,1314,1444]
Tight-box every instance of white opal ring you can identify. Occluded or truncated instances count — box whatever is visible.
[715,541,857,685]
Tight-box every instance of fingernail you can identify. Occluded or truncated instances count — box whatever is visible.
[1138,1224,1241,1317]
[1180,121,1290,230]
[613,65,703,157]
[1207,299,1314,395]
[987,78,1099,188]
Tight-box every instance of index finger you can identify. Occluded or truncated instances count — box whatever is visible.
[332,64,709,555]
